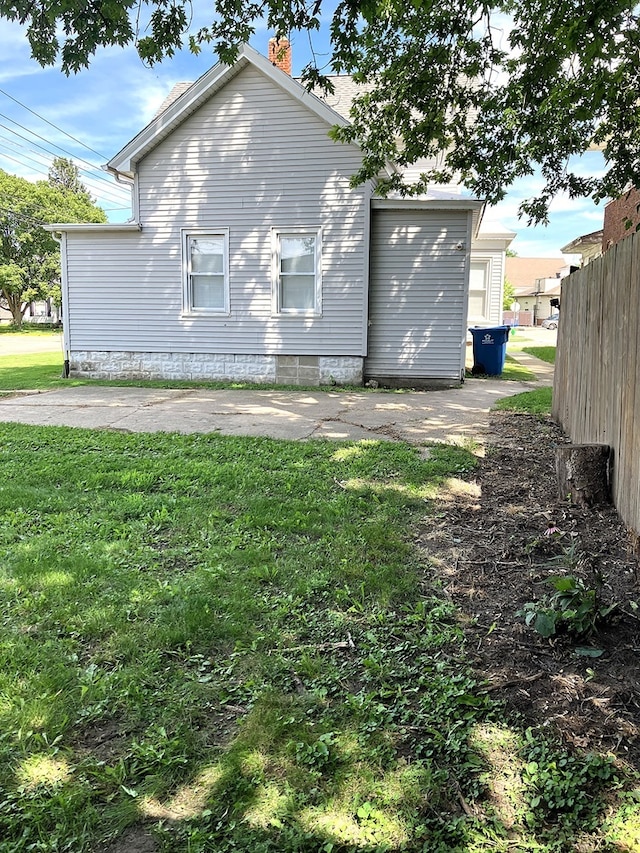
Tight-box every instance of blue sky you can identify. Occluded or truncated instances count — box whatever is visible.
[0,12,606,258]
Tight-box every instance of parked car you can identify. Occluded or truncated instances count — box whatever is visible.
[542,313,559,330]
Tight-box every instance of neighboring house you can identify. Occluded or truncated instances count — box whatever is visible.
[470,218,515,326]
[602,187,640,251]
[0,298,60,325]
[560,230,603,265]
[504,257,570,324]
[47,41,513,387]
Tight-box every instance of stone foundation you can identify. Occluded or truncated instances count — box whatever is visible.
[69,351,363,386]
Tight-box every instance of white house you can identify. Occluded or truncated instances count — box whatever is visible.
[48,41,513,387]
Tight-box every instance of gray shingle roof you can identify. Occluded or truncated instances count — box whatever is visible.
[309,76,368,119]
[152,82,193,119]
[152,74,359,123]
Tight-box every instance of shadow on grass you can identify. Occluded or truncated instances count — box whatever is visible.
[0,426,633,852]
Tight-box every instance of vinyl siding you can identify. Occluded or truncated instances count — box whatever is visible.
[66,64,369,356]
[469,242,506,326]
[366,209,469,380]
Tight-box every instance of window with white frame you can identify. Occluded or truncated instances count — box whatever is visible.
[468,259,490,321]
[183,231,229,313]
[273,229,321,314]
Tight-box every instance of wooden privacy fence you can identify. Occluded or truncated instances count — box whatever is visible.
[553,231,640,534]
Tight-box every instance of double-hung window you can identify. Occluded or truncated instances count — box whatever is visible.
[272,228,322,315]
[468,259,491,322]
[183,230,229,314]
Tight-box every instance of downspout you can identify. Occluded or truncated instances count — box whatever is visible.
[103,166,138,223]
[50,230,71,378]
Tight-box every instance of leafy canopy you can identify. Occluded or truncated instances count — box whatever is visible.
[1,0,638,221]
[48,156,95,205]
[0,168,105,325]
[503,279,516,311]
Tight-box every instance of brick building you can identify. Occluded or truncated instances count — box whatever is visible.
[602,187,640,250]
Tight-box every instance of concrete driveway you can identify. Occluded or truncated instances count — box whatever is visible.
[1,330,553,444]
[0,375,552,448]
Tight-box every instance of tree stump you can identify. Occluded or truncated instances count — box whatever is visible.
[555,444,611,507]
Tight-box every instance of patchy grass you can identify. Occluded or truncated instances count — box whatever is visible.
[495,386,553,414]
[522,346,556,365]
[0,423,636,851]
[466,356,537,382]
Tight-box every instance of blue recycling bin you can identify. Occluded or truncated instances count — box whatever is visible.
[469,325,511,375]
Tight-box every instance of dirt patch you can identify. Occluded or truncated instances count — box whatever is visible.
[99,825,157,853]
[420,411,640,767]
[73,718,133,764]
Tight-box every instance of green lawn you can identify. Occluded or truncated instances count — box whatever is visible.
[522,346,556,365]
[494,386,553,414]
[0,424,635,851]
[0,352,70,392]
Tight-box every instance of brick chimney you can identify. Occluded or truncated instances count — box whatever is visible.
[268,37,291,75]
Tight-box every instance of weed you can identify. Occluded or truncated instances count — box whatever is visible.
[294,732,335,770]
[518,573,617,639]
[518,538,618,640]
[520,728,619,831]
[0,423,634,851]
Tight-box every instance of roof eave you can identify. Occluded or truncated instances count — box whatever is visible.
[44,223,142,233]
[371,197,484,211]
[372,196,485,237]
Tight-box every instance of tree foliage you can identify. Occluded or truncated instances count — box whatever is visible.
[48,156,94,204]
[1,0,638,221]
[503,279,516,311]
[0,169,105,326]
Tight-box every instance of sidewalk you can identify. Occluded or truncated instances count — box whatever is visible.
[0,355,553,446]
[0,332,63,355]
[507,349,555,387]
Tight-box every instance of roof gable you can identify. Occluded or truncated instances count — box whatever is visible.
[107,44,350,178]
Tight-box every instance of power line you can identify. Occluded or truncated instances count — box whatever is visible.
[1,202,131,221]
[0,112,130,196]
[0,133,127,199]
[0,205,48,226]
[0,144,133,207]
[0,148,51,179]
[0,120,130,200]
[0,87,109,161]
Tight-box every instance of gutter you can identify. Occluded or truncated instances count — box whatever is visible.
[43,222,142,233]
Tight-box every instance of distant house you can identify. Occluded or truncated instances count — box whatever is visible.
[560,230,603,265]
[0,298,60,325]
[505,257,570,324]
[47,41,513,387]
